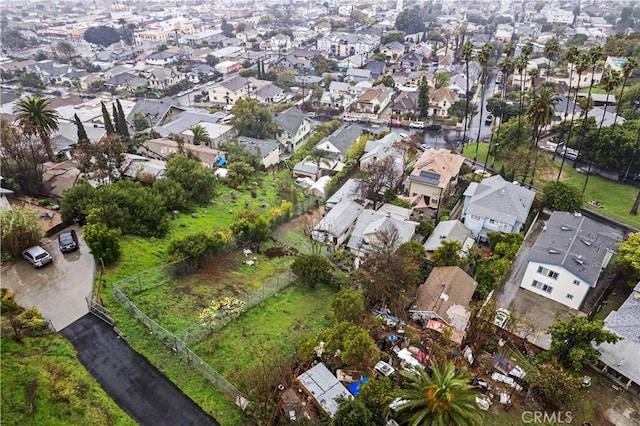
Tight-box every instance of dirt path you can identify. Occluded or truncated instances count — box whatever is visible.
[62,314,219,426]
[272,206,325,254]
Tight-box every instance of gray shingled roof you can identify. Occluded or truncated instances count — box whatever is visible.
[527,212,623,287]
[463,175,535,226]
[274,107,305,135]
[317,124,363,154]
[236,136,280,159]
[424,220,473,252]
[596,282,640,386]
[346,209,416,255]
[219,75,248,92]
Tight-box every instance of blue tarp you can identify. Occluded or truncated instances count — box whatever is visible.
[217,155,227,166]
[347,377,369,396]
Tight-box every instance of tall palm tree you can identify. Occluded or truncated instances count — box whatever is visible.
[574,45,605,167]
[474,43,492,161]
[543,37,560,81]
[515,55,529,144]
[503,42,515,60]
[613,57,639,127]
[308,147,333,181]
[14,96,60,162]
[526,86,560,183]
[558,51,590,171]
[488,56,514,168]
[460,41,474,150]
[556,46,580,180]
[582,68,621,194]
[189,124,211,146]
[529,67,540,96]
[396,361,483,426]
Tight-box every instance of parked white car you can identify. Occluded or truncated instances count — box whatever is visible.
[409,121,425,129]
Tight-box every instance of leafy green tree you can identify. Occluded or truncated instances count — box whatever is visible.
[311,54,337,76]
[83,221,121,265]
[60,180,99,223]
[332,397,372,426]
[323,322,378,370]
[308,147,334,181]
[396,361,483,426]
[416,219,435,238]
[291,254,334,288]
[358,377,397,424]
[151,178,190,212]
[434,71,450,89]
[165,155,217,205]
[0,206,44,257]
[541,181,583,212]
[230,209,271,244]
[18,70,46,89]
[14,96,60,162]
[431,240,464,267]
[219,139,262,169]
[56,40,75,59]
[394,6,427,33]
[418,76,430,119]
[541,313,621,371]
[0,121,46,195]
[1,289,49,341]
[133,112,150,131]
[332,288,366,325]
[226,161,255,188]
[530,363,581,411]
[375,74,395,88]
[168,230,231,261]
[613,57,639,125]
[101,102,115,135]
[205,54,219,67]
[230,98,278,139]
[617,232,640,284]
[83,25,122,47]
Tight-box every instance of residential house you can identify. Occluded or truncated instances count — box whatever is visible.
[297,363,351,418]
[215,60,242,75]
[352,85,392,117]
[146,51,180,67]
[314,124,363,164]
[404,70,429,90]
[380,41,405,60]
[147,67,184,92]
[311,200,364,247]
[316,32,381,58]
[405,149,465,217]
[122,154,167,182]
[346,206,417,257]
[519,211,623,310]
[104,72,137,92]
[360,132,405,176]
[254,83,285,105]
[364,61,386,80]
[346,68,372,84]
[393,91,419,117]
[461,175,536,241]
[127,98,187,128]
[423,220,475,259]
[138,137,224,168]
[325,178,362,210]
[274,106,312,153]
[207,75,277,107]
[400,51,427,72]
[409,266,477,343]
[155,111,236,147]
[429,87,457,118]
[568,62,603,88]
[595,281,640,394]
[270,33,292,52]
[236,136,281,170]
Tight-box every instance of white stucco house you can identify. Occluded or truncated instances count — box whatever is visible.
[461,175,536,242]
[519,212,623,310]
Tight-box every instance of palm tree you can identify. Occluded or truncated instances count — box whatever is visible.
[14,96,60,162]
[488,56,514,167]
[460,41,474,150]
[396,361,483,426]
[474,43,492,161]
[515,55,529,143]
[529,67,540,96]
[556,46,580,180]
[613,57,639,127]
[582,68,621,194]
[526,86,560,183]
[544,37,560,81]
[503,42,515,60]
[574,45,605,167]
[308,148,333,181]
[189,124,211,146]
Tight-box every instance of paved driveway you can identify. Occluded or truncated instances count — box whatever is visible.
[62,314,219,426]
[1,224,94,331]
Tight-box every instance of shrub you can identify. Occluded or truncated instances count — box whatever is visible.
[83,222,121,266]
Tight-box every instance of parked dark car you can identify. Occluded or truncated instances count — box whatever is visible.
[58,230,79,253]
[22,246,53,268]
[426,123,442,131]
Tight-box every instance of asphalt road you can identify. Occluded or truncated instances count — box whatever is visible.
[62,314,219,426]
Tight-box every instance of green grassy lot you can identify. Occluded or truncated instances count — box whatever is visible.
[1,333,135,426]
[462,143,640,229]
[193,285,336,378]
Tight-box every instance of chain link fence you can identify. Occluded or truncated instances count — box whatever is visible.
[112,285,248,409]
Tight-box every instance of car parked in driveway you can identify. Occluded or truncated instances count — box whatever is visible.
[409,121,425,129]
[21,246,53,268]
[58,230,79,253]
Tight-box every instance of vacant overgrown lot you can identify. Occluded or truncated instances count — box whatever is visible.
[1,333,135,426]
[102,172,324,424]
